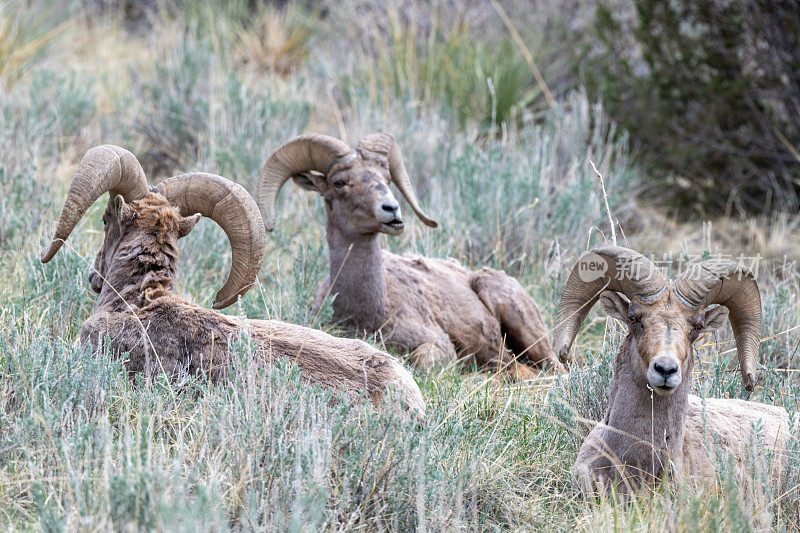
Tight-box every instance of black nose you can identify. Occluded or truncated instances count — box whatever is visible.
[653,361,679,378]
[381,203,399,213]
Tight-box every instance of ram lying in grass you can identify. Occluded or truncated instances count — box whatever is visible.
[257,133,563,379]
[554,246,798,496]
[41,145,425,416]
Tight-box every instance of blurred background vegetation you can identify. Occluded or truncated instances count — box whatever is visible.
[584,0,800,217]
[1,0,799,529]
[5,0,797,216]
[73,0,800,218]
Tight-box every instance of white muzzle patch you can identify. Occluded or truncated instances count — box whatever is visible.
[647,354,682,394]
[374,202,401,223]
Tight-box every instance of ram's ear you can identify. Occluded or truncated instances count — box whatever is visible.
[599,291,630,322]
[292,171,327,193]
[113,194,137,224]
[702,305,729,332]
[178,212,202,238]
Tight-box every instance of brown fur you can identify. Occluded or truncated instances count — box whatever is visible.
[298,150,563,377]
[574,289,796,495]
[81,192,425,416]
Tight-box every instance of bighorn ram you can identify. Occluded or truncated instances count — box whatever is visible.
[554,246,796,493]
[41,145,425,415]
[257,133,563,378]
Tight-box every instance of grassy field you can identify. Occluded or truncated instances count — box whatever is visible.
[1,1,799,530]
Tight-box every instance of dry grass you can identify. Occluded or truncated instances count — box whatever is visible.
[630,206,800,263]
[234,5,313,78]
[0,7,65,87]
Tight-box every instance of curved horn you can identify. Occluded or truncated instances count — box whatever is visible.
[553,246,667,363]
[357,133,438,228]
[257,134,356,231]
[157,173,266,309]
[674,260,761,390]
[41,145,149,263]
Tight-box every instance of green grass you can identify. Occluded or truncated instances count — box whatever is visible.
[1,1,799,530]
[337,2,569,132]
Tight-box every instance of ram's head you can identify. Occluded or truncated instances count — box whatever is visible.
[554,247,762,394]
[257,133,437,236]
[41,145,266,309]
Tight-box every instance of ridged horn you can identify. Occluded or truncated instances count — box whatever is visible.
[257,134,356,231]
[357,133,438,228]
[157,173,266,309]
[674,260,761,391]
[554,246,667,363]
[41,145,149,263]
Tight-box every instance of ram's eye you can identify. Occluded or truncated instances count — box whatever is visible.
[628,316,638,324]
[694,323,703,332]
[333,180,347,189]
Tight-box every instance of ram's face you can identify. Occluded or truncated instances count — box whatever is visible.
[294,158,404,237]
[330,160,405,236]
[600,290,729,395]
[627,295,703,395]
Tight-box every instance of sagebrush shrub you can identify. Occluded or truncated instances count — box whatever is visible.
[582,0,800,216]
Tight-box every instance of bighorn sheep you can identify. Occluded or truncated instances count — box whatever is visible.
[554,246,796,493]
[257,133,563,379]
[41,145,425,415]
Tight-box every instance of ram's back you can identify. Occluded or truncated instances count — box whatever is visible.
[81,296,424,416]
[682,395,794,483]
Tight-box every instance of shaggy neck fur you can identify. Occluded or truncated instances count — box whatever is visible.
[325,203,387,332]
[97,214,180,313]
[602,335,692,481]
